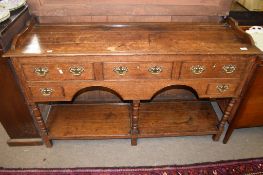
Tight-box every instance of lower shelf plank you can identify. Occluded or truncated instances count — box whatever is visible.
[47,104,131,139]
[46,101,219,140]
[138,101,219,137]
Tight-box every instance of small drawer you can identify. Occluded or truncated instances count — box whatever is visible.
[206,83,238,96]
[22,63,94,81]
[29,86,65,98]
[180,61,247,79]
[103,62,173,80]
[59,63,94,80]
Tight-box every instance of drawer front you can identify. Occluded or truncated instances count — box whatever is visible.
[29,86,65,98]
[206,83,238,96]
[22,63,94,81]
[103,62,173,80]
[180,61,247,79]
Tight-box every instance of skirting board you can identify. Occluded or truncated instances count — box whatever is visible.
[7,138,43,146]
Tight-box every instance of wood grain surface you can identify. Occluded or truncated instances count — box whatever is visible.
[4,22,261,57]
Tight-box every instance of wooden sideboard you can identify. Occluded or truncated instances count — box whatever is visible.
[0,6,42,146]
[4,18,261,147]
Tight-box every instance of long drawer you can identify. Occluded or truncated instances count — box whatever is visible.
[103,62,173,80]
[22,63,94,81]
[180,61,248,79]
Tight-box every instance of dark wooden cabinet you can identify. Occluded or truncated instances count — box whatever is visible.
[223,12,263,143]
[0,6,42,146]
[236,59,263,128]
[224,58,263,143]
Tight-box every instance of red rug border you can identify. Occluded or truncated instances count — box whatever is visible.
[0,157,262,172]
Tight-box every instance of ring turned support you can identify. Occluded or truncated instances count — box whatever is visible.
[131,100,140,146]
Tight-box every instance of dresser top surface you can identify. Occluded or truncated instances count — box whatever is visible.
[5,22,261,57]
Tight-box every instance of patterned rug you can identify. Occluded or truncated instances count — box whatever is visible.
[0,158,262,175]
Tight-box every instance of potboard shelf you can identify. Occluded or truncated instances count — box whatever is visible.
[47,103,131,139]
[46,101,219,141]
[139,101,219,138]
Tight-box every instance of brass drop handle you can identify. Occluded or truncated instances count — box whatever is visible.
[217,84,229,93]
[113,66,128,76]
[35,67,49,77]
[69,67,84,76]
[223,64,236,74]
[40,88,53,96]
[148,66,163,75]
[191,65,205,75]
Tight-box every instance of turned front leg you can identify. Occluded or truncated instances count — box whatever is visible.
[213,98,238,141]
[131,100,140,146]
[29,103,52,147]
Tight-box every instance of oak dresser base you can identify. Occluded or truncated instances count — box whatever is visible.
[4,19,261,147]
